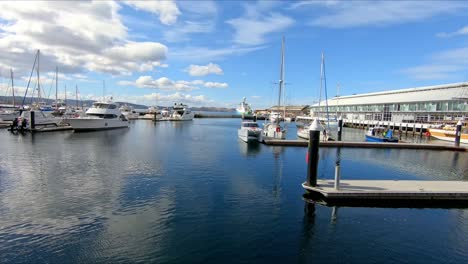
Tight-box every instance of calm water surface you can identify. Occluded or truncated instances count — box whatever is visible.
[0,119,467,263]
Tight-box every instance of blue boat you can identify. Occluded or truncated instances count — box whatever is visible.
[365,127,399,143]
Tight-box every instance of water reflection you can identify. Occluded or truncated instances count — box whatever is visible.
[237,140,261,157]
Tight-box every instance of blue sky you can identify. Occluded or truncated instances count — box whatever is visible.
[0,1,468,109]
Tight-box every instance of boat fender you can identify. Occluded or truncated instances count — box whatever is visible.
[424,131,431,137]
[276,127,280,132]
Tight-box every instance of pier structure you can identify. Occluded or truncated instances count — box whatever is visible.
[302,117,468,205]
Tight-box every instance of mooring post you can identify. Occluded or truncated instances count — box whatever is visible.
[337,116,343,141]
[419,124,423,138]
[455,120,462,147]
[253,115,257,122]
[334,147,341,190]
[30,110,35,131]
[405,123,408,136]
[412,123,416,136]
[307,119,320,187]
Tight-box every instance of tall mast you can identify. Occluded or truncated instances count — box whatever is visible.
[319,52,323,108]
[64,84,67,104]
[75,84,78,108]
[37,49,41,101]
[10,69,15,107]
[322,52,330,128]
[103,80,106,101]
[277,36,285,124]
[55,66,58,109]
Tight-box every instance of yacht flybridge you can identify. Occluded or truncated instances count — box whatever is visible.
[64,101,129,131]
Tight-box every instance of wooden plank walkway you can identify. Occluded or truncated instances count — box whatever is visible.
[263,140,467,151]
[303,180,468,200]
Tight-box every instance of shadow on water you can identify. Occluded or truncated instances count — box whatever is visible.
[302,192,468,209]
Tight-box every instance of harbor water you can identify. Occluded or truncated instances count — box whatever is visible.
[0,119,467,263]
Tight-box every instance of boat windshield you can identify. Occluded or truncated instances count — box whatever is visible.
[93,103,117,109]
[243,123,258,128]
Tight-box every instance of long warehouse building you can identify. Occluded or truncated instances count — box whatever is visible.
[310,82,468,124]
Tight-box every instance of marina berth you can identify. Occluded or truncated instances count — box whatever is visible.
[64,101,129,131]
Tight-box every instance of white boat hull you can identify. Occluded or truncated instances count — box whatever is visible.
[238,128,262,142]
[261,123,286,141]
[64,118,129,131]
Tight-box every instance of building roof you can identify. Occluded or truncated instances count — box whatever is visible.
[314,82,468,106]
[268,105,309,111]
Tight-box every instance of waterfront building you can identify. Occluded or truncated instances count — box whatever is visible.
[309,82,468,125]
[255,105,309,118]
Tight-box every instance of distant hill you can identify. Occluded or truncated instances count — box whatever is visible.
[0,96,234,112]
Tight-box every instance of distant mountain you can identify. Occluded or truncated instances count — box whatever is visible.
[0,96,234,112]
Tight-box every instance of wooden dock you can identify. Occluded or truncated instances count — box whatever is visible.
[303,180,468,201]
[263,140,467,151]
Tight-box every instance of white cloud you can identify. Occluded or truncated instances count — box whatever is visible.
[203,82,228,88]
[123,0,181,25]
[171,45,266,62]
[0,1,168,76]
[402,47,468,80]
[185,63,223,76]
[118,76,229,90]
[163,20,214,42]
[295,1,468,28]
[227,11,294,45]
[436,25,468,38]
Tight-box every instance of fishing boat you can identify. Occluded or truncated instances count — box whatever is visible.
[261,36,287,141]
[64,100,129,131]
[167,103,194,121]
[238,121,262,142]
[236,97,254,119]
[428,122,468,144]
[365,127,399,143]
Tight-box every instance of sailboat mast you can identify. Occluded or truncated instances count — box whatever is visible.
[75,84,78,108]
[64,84,67,104]
[37,49,41,102]
[55,66,58,109]
[278,36,285,123]
[10,69,15,107]
[322,53,330,128]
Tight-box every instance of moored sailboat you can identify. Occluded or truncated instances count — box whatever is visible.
[261,36,287,141]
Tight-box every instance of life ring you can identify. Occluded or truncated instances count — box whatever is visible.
[424,131,431,137]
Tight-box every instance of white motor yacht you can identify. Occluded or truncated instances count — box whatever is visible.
[296,116,332,141]
[238,121,262,142]
[168,103,194,121]
[119,105,139,120]
[268,112,282,123]
[64,101,129,131]
[17,109,63,129]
